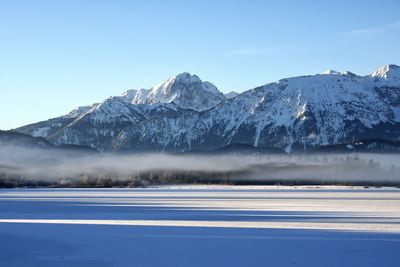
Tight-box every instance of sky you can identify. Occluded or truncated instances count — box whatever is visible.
[1,0,400,130]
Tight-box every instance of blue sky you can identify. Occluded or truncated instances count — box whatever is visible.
[1,0,400,130]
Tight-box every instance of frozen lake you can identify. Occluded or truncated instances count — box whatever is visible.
[1,186,400,266]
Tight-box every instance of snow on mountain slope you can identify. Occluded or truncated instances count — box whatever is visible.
[199,69,400,152]
[371,64,400,80]
[66,105,92,118]
[87,97,143,123]
[113,65,400,152]
[120,72,225,111]
[16,73,226,149]
[15,65,400,152]
[48,97,146,149]
[121,88,150,104]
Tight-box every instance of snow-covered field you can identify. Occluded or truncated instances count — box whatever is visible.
[0,186,399,266]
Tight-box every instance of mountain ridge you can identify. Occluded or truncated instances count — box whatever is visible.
[15,64,400,153]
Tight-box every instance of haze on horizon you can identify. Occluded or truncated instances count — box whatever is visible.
[2,144,400,186]
[1,0,400,130]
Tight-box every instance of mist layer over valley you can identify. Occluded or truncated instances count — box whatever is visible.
[1,144,400,187]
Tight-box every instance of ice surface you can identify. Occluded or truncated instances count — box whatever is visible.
[0,186,399,266]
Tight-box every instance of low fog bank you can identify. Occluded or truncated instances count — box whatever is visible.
[1,145,400,187]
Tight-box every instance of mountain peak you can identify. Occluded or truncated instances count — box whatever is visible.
[341,71,357,77]
[120,73,224,111]
[322,69,341,75]
[371,64,400,79]
[173,72,201,83]
[171,72,221,95]
[145,72,224,111]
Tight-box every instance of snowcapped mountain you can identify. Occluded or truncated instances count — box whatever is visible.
[120,72,225,111]
[15,65,400,152]
[200,65,400,152]
[16,73,227,149]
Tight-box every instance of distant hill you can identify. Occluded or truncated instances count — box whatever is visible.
[0,130,97,153]
[0,130,52,148]
[311,139,400,153]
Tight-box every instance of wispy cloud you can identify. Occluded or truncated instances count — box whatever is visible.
[340,21,400,36]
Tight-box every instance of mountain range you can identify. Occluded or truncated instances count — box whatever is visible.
[14,64,400,153]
